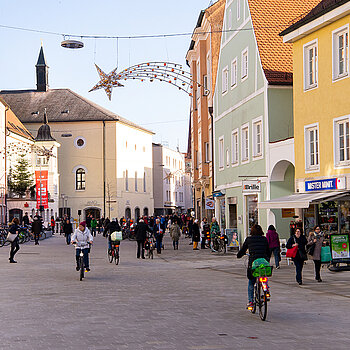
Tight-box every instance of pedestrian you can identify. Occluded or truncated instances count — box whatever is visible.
[286,228,307,285]
[22,212,30,226]
[192,219,200,250]
[153,218,164,254]
[135,219,152,258]
[103,217,110,237]
[200,217,210,249]
[8,217,20,263]
[169,220,181,250]
[86,214,92,231]
[51,216,55,234]
[266,225,281,269]
[98,216,104,234]
[63,218,73,245]
[32,215,42,245]
[237,224,270,309]
[71,221,93,272]
[307,226,324,282]
[91,217,97,237]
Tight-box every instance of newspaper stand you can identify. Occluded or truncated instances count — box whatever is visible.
[328,233,350,272]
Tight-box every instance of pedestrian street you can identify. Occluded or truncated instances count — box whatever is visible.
[1,234,350,350]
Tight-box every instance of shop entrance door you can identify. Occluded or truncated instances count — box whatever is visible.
[228,204,237,228]
[246,195,258,236]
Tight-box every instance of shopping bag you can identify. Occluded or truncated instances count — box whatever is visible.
[321,246,331,263]
[286,245,298,258]
[6,232,17,242]
[111,231,123,241]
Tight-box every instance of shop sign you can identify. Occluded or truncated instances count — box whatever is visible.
[242,180,261,193]
[213,191,224,197]
[205,199,215,210]
[305,178,346,192]
[225,228,239,248]
[282,208,295,218]
[35,170,48,209]
[330,234,350,260]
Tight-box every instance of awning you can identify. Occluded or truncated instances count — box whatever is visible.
[258,191,349,209]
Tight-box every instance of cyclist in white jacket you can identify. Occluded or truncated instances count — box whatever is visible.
[71,221,93,271]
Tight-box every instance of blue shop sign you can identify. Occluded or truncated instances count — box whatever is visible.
[305,178,342,192]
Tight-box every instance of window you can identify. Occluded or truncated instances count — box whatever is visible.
[76,168,86,190]
[241,49,248,80]
[36,155,48,166]
[334,117,350,166]
[203,75,208,95]
[241,125,249,162]
[135,171,138,192]
[226,148,230,167]
[143,172,146,192]
[228,9,232,29]
[222,67,228,94]
[304,41,318,90]
[237,0,241,20]
[305,124,320,171]
[333,26,349,80]
[179,192,184,202]
[125,170,129,191]
[175,192,178,202]
[198,130,202,164]
[231,58,237,87]
[231,129,239,165]
[74,136,86,149]
[253,119,263,157]
[205,142,210,163]
[219,136,224,169]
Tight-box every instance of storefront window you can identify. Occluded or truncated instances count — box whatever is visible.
[304,205,316,236]
[339,201,350,234]
[318,201,338,234]
[246,195,258,231]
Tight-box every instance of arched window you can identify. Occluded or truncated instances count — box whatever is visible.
[125,207,131,219]
[135,207,140,221]
[143,207,149,216]
[76,168,86,190]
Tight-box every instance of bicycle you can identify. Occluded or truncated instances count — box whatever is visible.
[144,237,154,259]
[108,242,120,265]
[212,234,226,253]
[247,262,271,321]
[73,243,91,281]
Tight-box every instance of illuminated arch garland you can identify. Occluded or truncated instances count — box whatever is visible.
[89,62,203,100]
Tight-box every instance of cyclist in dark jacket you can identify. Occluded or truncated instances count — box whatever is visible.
[107,219,121,250]
[237,224,270,308]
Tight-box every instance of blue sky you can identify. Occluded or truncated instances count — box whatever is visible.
[0,0,214,152]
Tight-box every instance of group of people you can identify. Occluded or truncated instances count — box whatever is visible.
[238,223,327,308]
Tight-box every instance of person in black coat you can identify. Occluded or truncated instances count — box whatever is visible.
[192,219,200,250]
[237,224,270,308]
[9,218,20,263]
[22,212,29,226]
[63,219,73,245]
[32,215,42,245]
[135,219,152,259]
[286,228,307,285]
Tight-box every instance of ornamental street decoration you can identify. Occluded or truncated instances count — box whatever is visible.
[89,62,203,100]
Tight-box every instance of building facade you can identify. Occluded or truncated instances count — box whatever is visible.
[0,46,154,222]
[186,0,225,222]
[213,0,319,241]
[153,143,192,216]
[279,0,350,235]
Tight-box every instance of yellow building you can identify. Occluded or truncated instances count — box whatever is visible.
[279,0,350,235]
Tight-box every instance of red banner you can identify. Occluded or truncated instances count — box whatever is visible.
[35,170,48,209]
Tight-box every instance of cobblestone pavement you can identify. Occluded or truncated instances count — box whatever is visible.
[1,233,350,350]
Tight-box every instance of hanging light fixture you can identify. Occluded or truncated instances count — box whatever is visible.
[61,39,84,49]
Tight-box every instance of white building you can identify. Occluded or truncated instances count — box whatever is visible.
[0,46,154,222]
[153,143,192,216]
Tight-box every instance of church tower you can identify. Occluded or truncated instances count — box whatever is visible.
[36,45,49,92]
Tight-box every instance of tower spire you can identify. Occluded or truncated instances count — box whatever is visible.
[36,45,49,92]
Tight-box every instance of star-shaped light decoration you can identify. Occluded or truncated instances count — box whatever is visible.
[89,62,204,100]
[89,64,124,100]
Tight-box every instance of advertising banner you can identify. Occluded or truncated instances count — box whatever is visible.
[330,234,350,260]
[242,180,261,193]
[35,170,49,209]
[305,177,346,192]
[225,228,239,248]
[205,199,215,210]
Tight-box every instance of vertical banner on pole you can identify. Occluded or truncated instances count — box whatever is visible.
[35,170,49,209]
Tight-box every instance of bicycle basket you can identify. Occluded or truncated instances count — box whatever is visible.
[111,231,123,241]
[252,258,272,277]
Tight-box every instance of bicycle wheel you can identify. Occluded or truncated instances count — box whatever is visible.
[258,283,268,321]
[0,235,5,247]
[108,249,113,263]
[79,257,84,281]
[115,248,119,265]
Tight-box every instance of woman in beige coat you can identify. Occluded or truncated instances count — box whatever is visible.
[170,221,181,250]
[307,226,324,282]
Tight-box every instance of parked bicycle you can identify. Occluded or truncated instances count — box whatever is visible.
[211,233,227,253]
